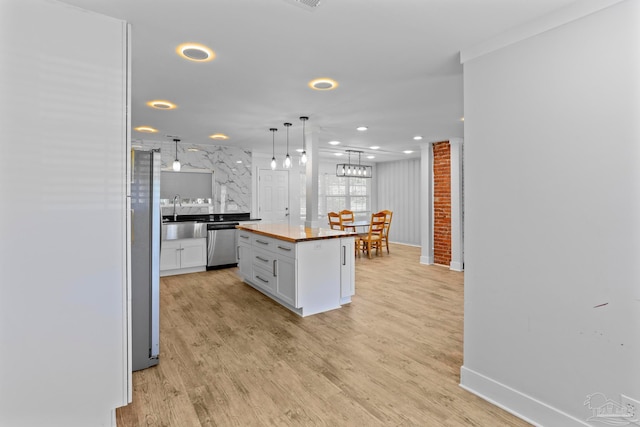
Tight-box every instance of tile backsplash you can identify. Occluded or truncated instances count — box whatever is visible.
[133,141,251,212]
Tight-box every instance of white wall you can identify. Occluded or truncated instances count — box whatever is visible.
[135,140,252,212]
[0,0,129,425]
[376,159,421,245]
[461,1,640,425]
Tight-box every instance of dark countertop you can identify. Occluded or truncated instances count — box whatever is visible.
[162,213,260,223]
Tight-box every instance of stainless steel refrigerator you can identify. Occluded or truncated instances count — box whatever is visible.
[131,149,161,371]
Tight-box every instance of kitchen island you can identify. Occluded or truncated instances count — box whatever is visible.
[236,224,355,317]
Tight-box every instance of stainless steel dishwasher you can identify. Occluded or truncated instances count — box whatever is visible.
[206,222,239,269]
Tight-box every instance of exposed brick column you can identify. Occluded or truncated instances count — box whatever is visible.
[433,141,451,266]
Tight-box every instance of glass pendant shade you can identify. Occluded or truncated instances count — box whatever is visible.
[172,138,181,171]
[283,122,292,169]
[299,116,308,164]
[269,128,277,170]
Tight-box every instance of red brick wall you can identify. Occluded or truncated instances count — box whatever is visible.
[433,141,451,266]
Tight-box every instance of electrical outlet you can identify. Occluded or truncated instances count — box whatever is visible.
[621,395,640,422]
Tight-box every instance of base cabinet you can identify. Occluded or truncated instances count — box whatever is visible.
[340,237,355,303]
[237,242,252,278]
[160,238,206,276]
[275,256,296,307]
[237,230,354,316]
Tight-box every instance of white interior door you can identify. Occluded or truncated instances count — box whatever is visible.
[259,169,290,223]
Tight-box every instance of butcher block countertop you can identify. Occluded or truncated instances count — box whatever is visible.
[236,223,353,243]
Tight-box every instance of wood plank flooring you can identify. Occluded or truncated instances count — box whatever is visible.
[117,244,530,426]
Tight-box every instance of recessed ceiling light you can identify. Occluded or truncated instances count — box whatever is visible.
[187,148,200,152]
[147,100,177,110]
[356,126,368,131]
[460,117,465,122]
[367,155,375,159]
[295,148,304,153]
[309,78,338,91]
[413,136,423,140]
[134,126,158,133]
[370,146,380,150]
[334,153,343,156]
[403,150,414,154]
[176,43,216,62]
[328,140,341,145]
[236,160,242,164]
[209,133,229,140]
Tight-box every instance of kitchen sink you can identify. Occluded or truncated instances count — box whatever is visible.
[161,221,207,240]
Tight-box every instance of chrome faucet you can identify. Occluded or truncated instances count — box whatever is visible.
[172,194,181,221]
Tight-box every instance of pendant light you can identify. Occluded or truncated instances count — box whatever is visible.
[299,116,308,164]
[336,149,372,178]
[269,128,277,170]
[172,138,181,171]
[283,122,292,169]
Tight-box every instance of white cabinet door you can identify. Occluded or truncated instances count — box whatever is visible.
[160,240,181,271]
[275,256,297,307]
[238,243,252,279]
[180,238,206,268]
[340,237,355,299]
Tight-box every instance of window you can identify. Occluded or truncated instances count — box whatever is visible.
[319,174,370,220]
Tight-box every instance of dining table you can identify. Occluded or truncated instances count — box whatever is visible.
[342,220,370,233]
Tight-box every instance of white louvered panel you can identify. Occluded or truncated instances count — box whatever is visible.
[375,159,421,246]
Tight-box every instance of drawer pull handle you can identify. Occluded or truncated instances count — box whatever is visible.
[256,275,269,283]
[256,239,269,245]
[240,235,249,239]
[277,245,291,251]
[255,256,269,262]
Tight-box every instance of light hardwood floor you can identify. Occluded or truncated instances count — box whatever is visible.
[117,244,530,426]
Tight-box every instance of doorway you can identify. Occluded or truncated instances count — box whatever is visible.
[258,169,290,224]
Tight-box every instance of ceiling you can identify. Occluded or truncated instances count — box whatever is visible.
[61,0,578,163]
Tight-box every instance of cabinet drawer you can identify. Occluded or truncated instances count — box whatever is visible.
[252,247,276,270]
[252,234,274,250]
[238,231,252,244]
[273,240,295,258]
[252,265,276,293]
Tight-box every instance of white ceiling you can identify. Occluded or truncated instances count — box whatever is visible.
[61,0,579,162]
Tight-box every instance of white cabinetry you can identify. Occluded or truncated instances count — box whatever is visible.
[275,255,296,307]
[237,231,252,279]
[160,238,206,276]
[237,228,355,316]
[340,237,355,303]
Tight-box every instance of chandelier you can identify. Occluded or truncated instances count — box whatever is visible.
[336,150,372,178]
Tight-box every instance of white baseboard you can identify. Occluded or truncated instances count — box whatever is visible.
[450,260,464,271]
[420,255,433,265]
[460,366,590,427]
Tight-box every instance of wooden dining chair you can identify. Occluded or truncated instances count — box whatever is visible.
[339,209,356,232]
[380,210,393,253]
[360,211,386,259]
[327,212,342,230]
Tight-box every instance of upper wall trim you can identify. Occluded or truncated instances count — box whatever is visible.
[460,0,626,63]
